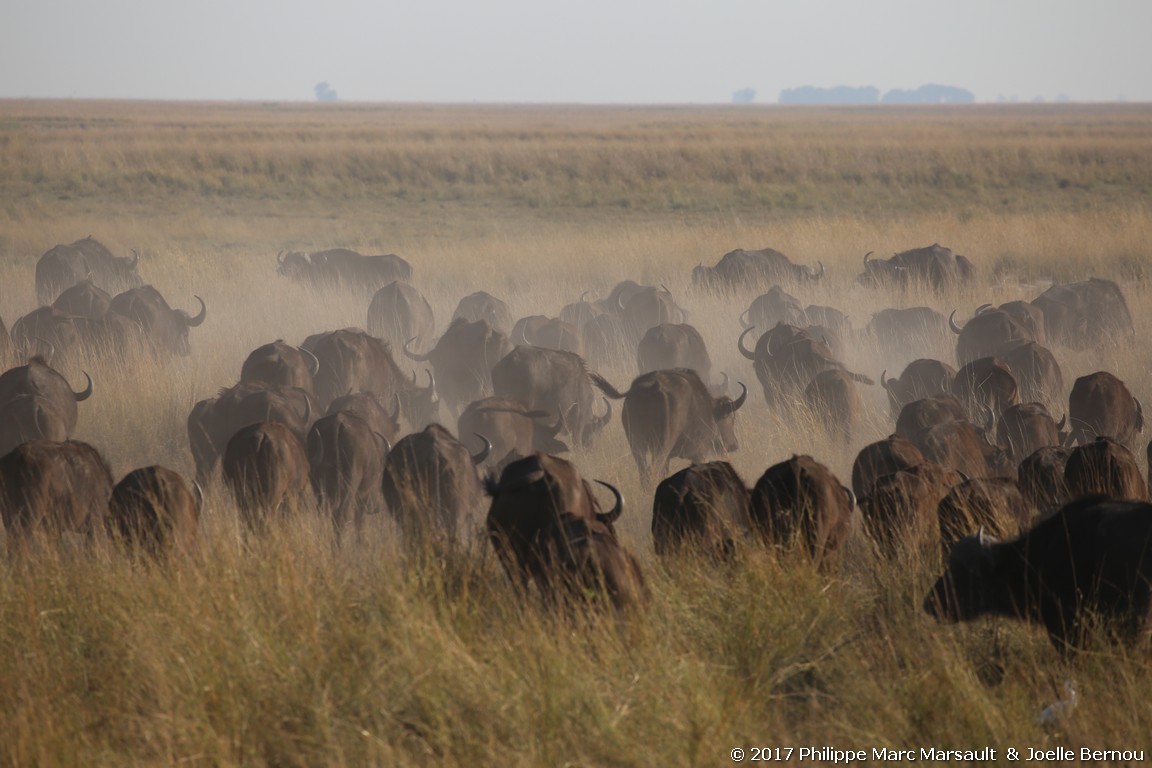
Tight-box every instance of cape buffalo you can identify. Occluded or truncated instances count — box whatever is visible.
[620,285,688,346]
[511,316,584,357]
[914,420,1012,480]
[751,455,854,571]
[737,325,872,409]
[277,248,412,292]
[0,357,93,458]
[222,421,312,533]
[107,465,201,557]
[857,244,974,292]
[851,435,927,499]
[485,453,644,608]
[636,323,712,381]
[452,291,513,336]
[997,402,1066,463]
[1064,436,1149,502]
[925,497,1152,653]
[936,477,1029,554]
[52,279,113,320]
[1017,446,1073,519]
[1031,278,1134,350]
[894,394,968,441]
[307,411,391,539]
[691,247,823,293]
[457,396,570,469]
[1068,371,1143,449]
[859,462,965,558]
[35,237,143,305]
[0,439,113,553]
[651,461,752,558]
[108,285,206,357]
[591,368,747,485]
[998,340,1063,411]
[880,359,957,420]
[367,280,435,353]
[949,306,1035,366]
[950,357,1020,426]
[403,318,513,418]
[739,285,807,331]
[240,340,320,393]
[804,369,866,444]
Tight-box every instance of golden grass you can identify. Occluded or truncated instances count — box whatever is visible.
[1,100,1151,765]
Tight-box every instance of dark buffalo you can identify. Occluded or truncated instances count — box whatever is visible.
[751,455,854,571]
[857,243,975,292]
[1068,371,1143,449]
[851,434,926,499]
[803,305,852,342]
[485,452,643,608]
[35,236,142,305]
[739,285,807,331]
[691,247,823,293]
[367,280,435,353]
[950,357,1019,426]
[404,318,513,417]
[491,345,611,449]
[457,396,569,469]
[925,497,1152,653]
[880,359,957,419]
[240,340,320,393]
[949,306,1035,367]
[620,285,688,346]
[0,357,93,458]
[636,323,712,381]
[305,328,437,426]
[10,306,83,360]
[0,439,113,553]
[996,300,1048,346]
[1031,278,1134,350]
[187,382,315,485]
[452,291,513,336]
[1064,436,1148,502]
[222,421,312,533]
[651,461,752,558]
[737,325,872,409]
[511,316,584,357]
[804,369,866,444]
[277,248,412,292]
[997,340,1063,411]
[894,394,968,441]
[307,411,391,539]
[52,279,113,320]
[936,477,1029,554]
[859,462,965,558]
[107,285,206,357]
[381,424,489,549]
[324,391,402,445]
[867,306,951,363]
[581,313,631,370]
[1018,446,1073,519]
[591,368,746,485]
[997,402,1066,464]
[559,291,606,330]
[915,420,1012,480]
[107,465,201,557]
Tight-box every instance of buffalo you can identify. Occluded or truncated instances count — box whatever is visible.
[751,455,855,570]
[739,285,807,331]
[859,462,965,558]
[925,497,1152,653]
[452,291,513,336]
[108,285,206,357]
[619,285,688,346]
[107,465,201,557]
[949,306,1035,367]
[867,307,951,363]
[894,394,968,442]
[403,318,513,417]
[651,461,753,558]
[998,340,1063,411]
[307,411,391,539]
[0,439,114,553]
[1064,436,1149,502]
[35,236,143,305]
[511,316,584,357]
[240,340,320,393]
[222,421,312,533]
[457,396,570,469]
[1068,371,1143,449]
[851,435,926,500]
[857,243,974,292]
[636,323,712,381]
[485,452,644,608]
[1031,278,1134,350]
[914,420,1012,480]
[880,359,957,420]
[691,247,823,293]
[950,357,1020,427]
[591,368,747,485]
[0,357,93,458]
[277,248,412,292]
[1017,446,1073,519]
[936,477,1029,554]
[491,345,611,449]
[997,402,1066,464]
[52,278,113,320]
[738,325,872,409]
[367,280,435,354]
[381,424,490,549]
[804,369,866,444]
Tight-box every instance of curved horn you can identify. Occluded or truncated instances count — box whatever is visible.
[737,325,757,360]
[129,249,139,270]
[739,309,750,328]
[580,290,591,303]
[863,251,874,266]
[390,392,402,424]
[731,381,748,412]
[1056,413,1067,431]
[277,250,286,266]
[299,346,320,376]
[880,370,891,391]
[192,480,205,513]
[32,336,56,364]
[185,296,207,327]
[975,303,993,315]
[402,336,431,362]
[73,371,93,402]
[471,433,492,465]
[425,369,439,404]
[594,479,624,524]
[302,394,313,427]
[375,433,392,455]
[948,309,963,335]
[843,485,857,509]
[808,260,825,280]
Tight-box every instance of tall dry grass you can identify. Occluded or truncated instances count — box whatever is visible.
[0,100,1151,765]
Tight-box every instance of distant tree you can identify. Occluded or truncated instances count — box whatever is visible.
[778,85,879,105]
[882,84,974,104]
[314,82,338,102]
[732,88,756,104]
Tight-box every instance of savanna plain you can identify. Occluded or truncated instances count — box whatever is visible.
[1,100,1152,766]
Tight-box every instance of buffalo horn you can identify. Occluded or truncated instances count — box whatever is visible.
[390,393,402,424]
[717,382,748,416]
[594,479,624,524]
[948,309,964,335]
[580,290,591,303]
[129,249,140,269]
[737,325,757,360]
[402,336,432,362]
[975,303,993,315]
[73,371,94,402]
[299,346,320,376]
[426,369,439,404]
[185,296,207,327]
[843,485,857,509]
[192,480,205,513]
[471,433,492,465]
[880,370,890,391]
[739,309,750,328]
[1056,413,1067,431]
[863,251,873,266]
[277,251,286,266]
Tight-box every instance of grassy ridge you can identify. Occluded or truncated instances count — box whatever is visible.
[0,100,1150,766]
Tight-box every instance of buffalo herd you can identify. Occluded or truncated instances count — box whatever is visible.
[3,237,1152,649]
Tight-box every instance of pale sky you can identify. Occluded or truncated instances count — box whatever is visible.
[3,0,1150,104]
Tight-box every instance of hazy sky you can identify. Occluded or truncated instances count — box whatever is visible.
[3,0,1150,104]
